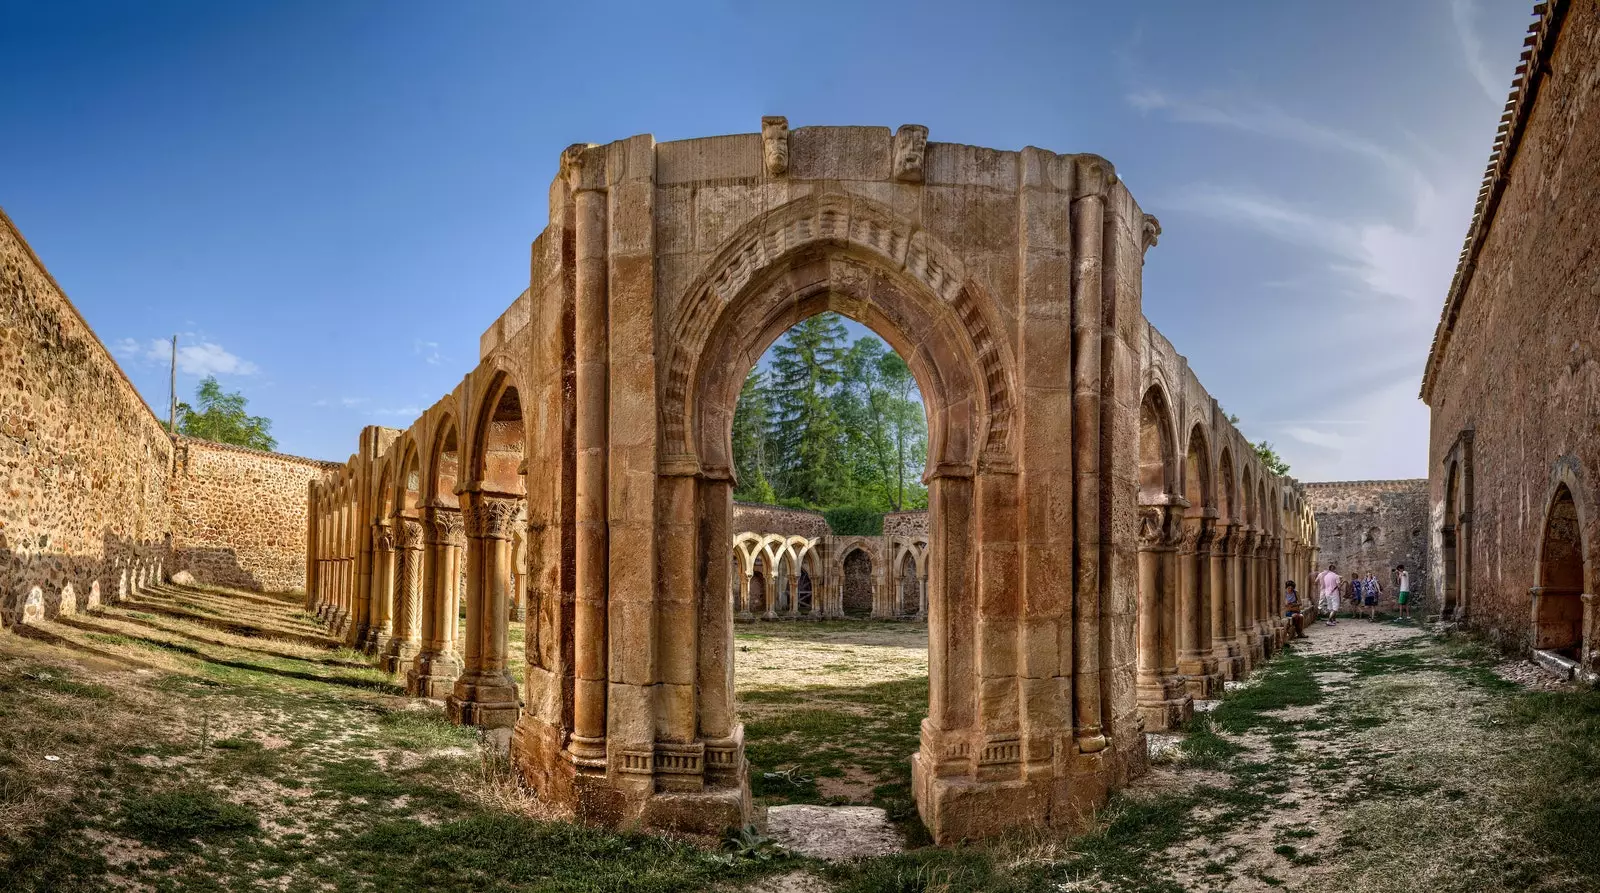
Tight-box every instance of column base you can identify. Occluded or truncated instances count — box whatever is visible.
[447,674,521,728]
[1136,675,1193,731]
[509,715,752,836]
[510,607,526,623]
[406,651,464,699]
[345,620,370,650]
[380,640,420,674]
[910,737,1122,845]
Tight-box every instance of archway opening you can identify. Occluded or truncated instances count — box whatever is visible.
[724,309,934,824]
[1534,484,1586,656]
[1443,461,1460,615]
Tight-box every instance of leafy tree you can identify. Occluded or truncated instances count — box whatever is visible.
[175,376,277,451]
[1255,440,1291,477]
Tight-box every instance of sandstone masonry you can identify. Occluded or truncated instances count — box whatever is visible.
[1303,480,1428,612]
[1,206,334,623]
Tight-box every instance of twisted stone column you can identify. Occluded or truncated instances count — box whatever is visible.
[381,518,425,673]
[366,524,397,654]
[449,493,523,728]
[407,507,464,699]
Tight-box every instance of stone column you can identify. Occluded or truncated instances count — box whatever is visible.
[763,572,779,621]
[1177,517,1217,698]
[1583,593,1597,678]
[736,572,752,620]
[1136,505,1192,730]
[565,169,609,773]
[448,493,522,728]
[382,518,425,673]
[407,506,464,699]
[1455,511,1472,620]
[786,572,800,619]
[1232,529,1254,673]
[1209,524,1238,679]
[367,523,397,654]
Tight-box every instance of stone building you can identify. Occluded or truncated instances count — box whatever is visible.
[0,207,334,625]
[1421,0,1600,674]
[1303,480,1429,612]
[305,121,1318,844]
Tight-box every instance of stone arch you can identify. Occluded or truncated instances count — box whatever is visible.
[1217,446,1236,525]
[426,414,461,509]
[1532,464,1592,655]
[1183,423,1211,515]
[466,370,528,497]
[841,546,875,619]
[1139,384,1178,500]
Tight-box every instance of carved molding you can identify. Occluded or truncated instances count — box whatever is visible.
[1141,214,1162,256]
[425,508,465,548]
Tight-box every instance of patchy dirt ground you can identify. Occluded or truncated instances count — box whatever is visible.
[4,589,1596,893]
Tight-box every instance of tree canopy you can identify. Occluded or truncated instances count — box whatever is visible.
[731,313,928,515]
[175,376,277,452]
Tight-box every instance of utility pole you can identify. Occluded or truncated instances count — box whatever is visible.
[168,334,177,435]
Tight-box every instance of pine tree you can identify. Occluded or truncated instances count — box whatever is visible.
[766,314,848,506]
[732,371,776,503]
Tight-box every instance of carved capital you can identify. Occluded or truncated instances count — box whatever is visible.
[397,518,425,550]
[1139,505,1181,550]
[373,523,396,553]
[893,124,928,183]
[761,115,789,176]
[1072,154,1116,200]
[464,495,522,541]
[425,508,465,548]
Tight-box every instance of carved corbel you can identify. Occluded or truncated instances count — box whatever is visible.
[761,116,789,176]
[893,124,928,183]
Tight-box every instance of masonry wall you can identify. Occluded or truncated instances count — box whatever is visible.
[731,503,831,537]
[169,438,338,593]
[1304,481,1428,611]
[883,511,929,538]
[1424,0,1600,648]
[0,208,176,622]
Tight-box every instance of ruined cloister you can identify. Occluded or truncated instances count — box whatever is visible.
[302,120,1320,845]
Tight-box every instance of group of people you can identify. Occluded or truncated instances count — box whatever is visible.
[1282,563,1413,636]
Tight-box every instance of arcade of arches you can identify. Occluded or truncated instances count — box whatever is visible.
[303,122,1321,845]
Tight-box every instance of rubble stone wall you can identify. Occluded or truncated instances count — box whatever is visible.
[731,503,831,537]
[170,438,339,593]
[0,208,175,622]
[1423,0,1600,649]
[882,511,929,538]
[1304,481,1429,611]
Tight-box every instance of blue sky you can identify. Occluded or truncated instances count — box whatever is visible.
[1,0,1533,479]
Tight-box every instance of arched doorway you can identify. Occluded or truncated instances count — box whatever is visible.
[448,374,526,728]
[842,548,874,618]
[407,416,463,699]
[512,143,1150,845]
[1135,386,1191,730]
[1443,460,1461,617]
[1533,483,1586,656]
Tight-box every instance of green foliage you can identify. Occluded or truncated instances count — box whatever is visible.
[1254,440,1291,476]
[176,376,277,451]
[731,313,928,514]
[823,506,884,536]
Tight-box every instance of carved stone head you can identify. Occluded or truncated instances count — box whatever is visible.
[761,116,789,176]
[894,124,929,183]
[1141,214,1162,256]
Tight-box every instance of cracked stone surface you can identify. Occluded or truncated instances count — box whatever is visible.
[765,804,903,860]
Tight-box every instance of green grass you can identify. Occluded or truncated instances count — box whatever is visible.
[117,788,261,848]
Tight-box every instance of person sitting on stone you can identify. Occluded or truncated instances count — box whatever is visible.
[1284,580,1305,638]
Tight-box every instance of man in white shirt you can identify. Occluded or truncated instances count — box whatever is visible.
[1315,563,1343,626]
[1394,564,1412,622]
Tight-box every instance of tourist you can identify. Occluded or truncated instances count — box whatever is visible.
[1284,580,1305,638]
[1393,564,1412,622]
[1314,563,1342,626]
[1363,572,1382,620]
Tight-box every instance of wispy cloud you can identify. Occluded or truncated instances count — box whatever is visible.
[114,336,259,376]
[413,340,443,366]
[372,405,423,418]
[1450,0,1505,103]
